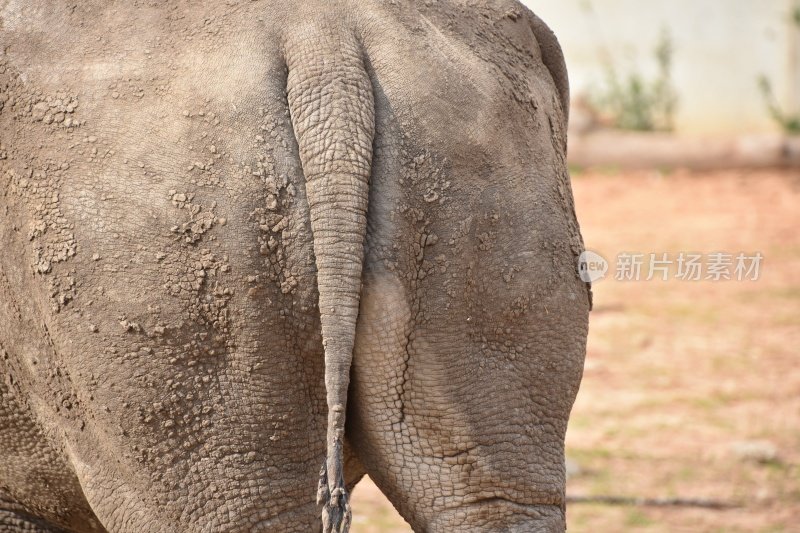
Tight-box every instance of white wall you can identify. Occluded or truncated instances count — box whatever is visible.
[523,0,800,135]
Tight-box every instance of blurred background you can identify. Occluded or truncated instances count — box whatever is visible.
[352,1,800,531]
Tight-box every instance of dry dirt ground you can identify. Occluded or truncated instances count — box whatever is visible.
[349,167,800,532]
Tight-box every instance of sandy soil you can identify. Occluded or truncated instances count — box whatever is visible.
[349,167,800,532]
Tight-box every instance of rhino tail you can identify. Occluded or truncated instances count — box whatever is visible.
[285,25,375,533]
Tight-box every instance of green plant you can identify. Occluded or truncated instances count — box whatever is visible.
[759,76,800,135]
[757,6,800,134]
[590,29,678,132]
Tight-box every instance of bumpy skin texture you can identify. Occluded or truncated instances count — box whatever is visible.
[0,1,589,532]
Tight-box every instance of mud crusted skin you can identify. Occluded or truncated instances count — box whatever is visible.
[0,1,589,532]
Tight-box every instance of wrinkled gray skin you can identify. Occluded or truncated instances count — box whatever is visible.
[0,0,590,531]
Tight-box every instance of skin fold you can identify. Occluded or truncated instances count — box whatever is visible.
[0,1,589,532]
